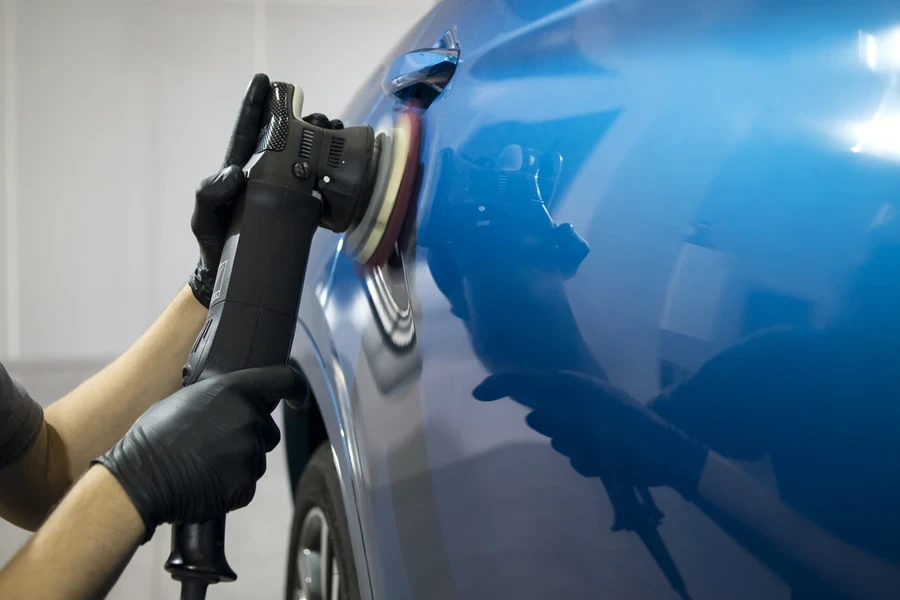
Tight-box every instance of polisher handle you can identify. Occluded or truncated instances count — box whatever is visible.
[179,179,322,387]
[166,175,322,593]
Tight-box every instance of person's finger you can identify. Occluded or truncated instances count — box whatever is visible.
[256,445,268,478]
[245,418,269,479]
[472,374,507,401]
[570,457,600,477]
[230,482,257,512]
[222,365,309,411]
[550,437,578,458]
[473,373,543,402]
[261,412,281,453]
[525,411,556,437]
[223,73,270,168]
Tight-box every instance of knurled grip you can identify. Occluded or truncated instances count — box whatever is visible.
[255,81,307,153]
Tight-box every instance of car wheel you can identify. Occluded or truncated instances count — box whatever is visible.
[286,442,360,600]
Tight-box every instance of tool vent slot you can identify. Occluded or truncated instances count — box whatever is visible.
[298,128,315,160]
[327,137,345,168]
[192,317,213,354]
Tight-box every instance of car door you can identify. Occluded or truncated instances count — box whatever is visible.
[304,0,900,598]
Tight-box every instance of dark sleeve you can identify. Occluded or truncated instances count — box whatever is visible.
[0,361,44,469]
[650,327,812,461]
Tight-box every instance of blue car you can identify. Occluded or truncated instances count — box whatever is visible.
[282,1,900,599]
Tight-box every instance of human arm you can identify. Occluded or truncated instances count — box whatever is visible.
[0,466,144,600]
[475,356,900,599]
[0,286,206,530]
[0,365,303,600]
[653,329,900,595]
[696,453,900,599]
[0,74,271,530]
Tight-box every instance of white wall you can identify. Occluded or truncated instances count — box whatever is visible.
[1,0,9,359]
[1,0,435,362]
[0,3,437,597]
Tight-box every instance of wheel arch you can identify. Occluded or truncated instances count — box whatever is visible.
[287,315,374,600]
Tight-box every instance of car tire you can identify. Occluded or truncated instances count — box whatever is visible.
[285,442,360,600]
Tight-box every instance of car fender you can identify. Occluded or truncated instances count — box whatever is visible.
[291,293,374,600]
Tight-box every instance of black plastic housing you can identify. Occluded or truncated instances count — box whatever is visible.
[166,81,375,593]
[316,125,376,231]
[179,178,321,385]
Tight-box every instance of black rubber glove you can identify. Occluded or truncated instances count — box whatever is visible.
[189,73,270,307]
[473,371,709,496]
[93,365,305,542]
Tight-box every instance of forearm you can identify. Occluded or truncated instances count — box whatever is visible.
[0,465,144,600]
[44,286,206,494]
[697,452,900,598]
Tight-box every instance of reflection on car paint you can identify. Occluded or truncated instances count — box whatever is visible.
[425,140,900,600]
[305,1,900,599]
[362,251,421,395]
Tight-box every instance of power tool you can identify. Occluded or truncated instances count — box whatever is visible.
[165,80,420,600]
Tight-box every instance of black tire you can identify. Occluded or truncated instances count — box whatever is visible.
[285,442,360,600]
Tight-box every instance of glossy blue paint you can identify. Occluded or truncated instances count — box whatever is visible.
[293,1,900,598]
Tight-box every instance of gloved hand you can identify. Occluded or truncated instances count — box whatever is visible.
[473,370,709,496]
[189,73,270,307]
[93,365,305,541]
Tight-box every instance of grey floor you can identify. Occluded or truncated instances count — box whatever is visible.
[0,361,296,600]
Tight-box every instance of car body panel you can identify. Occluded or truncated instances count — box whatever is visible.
[291,1,900,598]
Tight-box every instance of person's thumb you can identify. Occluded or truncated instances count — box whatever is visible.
[223,365,309,412]
[473,373,526,402]
[473,371,574,409]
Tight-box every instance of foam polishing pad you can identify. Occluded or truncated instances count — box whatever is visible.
[343,110,421,266]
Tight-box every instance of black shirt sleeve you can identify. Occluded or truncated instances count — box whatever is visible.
[0,361,44,469]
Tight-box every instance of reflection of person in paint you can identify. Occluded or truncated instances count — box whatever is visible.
[476,224,900,599]
[428,146,696,596]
